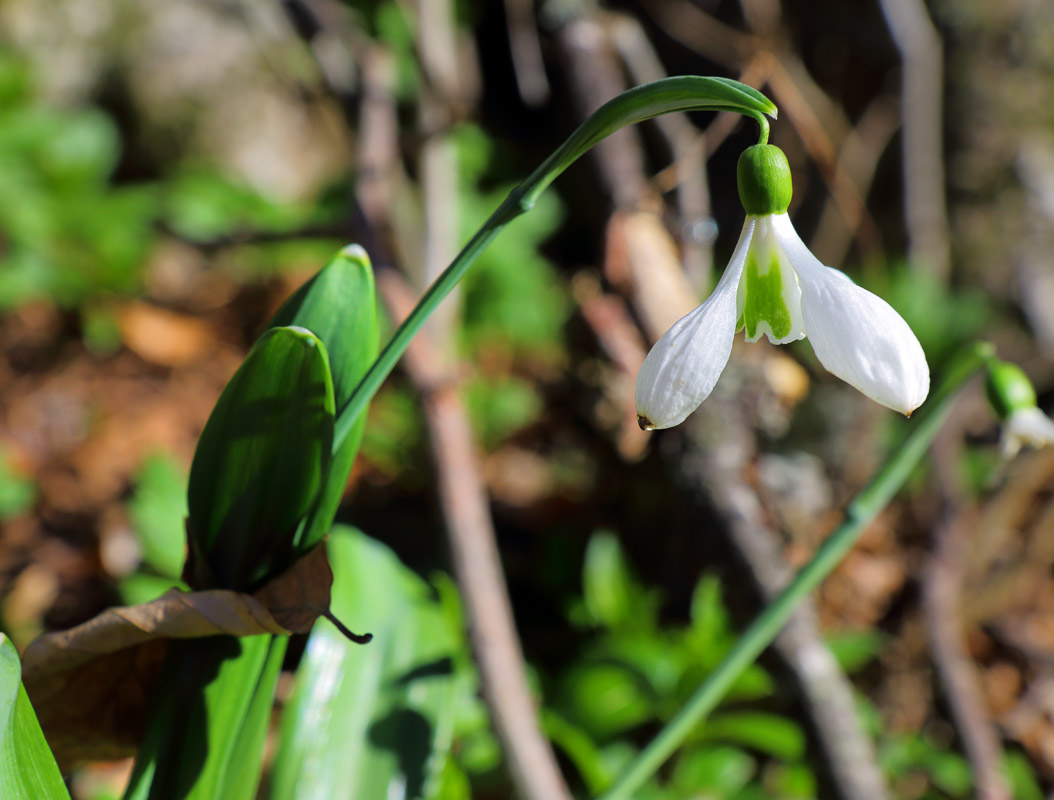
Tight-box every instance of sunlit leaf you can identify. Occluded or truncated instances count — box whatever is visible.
[266,244,380,551]
[123,635,286,800]
[186,326,334,590]
[272,527,466,800]
[0,634,69,800]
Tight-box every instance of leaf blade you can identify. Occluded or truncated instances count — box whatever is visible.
[0,635,70,800]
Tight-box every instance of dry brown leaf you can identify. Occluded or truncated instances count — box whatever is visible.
[21,544,332,767]
[117,301,215,367]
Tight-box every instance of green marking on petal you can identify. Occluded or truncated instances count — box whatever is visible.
[741,248,793,341]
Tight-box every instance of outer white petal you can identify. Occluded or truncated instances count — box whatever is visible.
[1002,407,1054,458]
[771,214,930,415]
[635,220,755,429]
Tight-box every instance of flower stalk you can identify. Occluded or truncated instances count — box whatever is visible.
[331,77,777,453]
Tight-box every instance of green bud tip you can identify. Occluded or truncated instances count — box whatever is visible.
[737,144,792,216]
[985,361,1038,420]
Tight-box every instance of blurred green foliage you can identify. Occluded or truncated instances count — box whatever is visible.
[0,54,155,309]
[126,452,187,581]
[551,532,810,799]
[0,446,35,521]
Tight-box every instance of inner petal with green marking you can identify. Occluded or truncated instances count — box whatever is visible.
[736,220,806,345]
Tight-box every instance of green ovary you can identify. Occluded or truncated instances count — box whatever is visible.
[740,249,793,340]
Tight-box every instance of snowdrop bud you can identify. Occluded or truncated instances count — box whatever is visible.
[737,145,792,216]
[985,361,1037,420]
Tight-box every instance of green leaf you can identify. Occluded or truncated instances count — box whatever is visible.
[127,452,187,579]
[688,573,731,653]
[671,745,755,796]
[699,712,805,761]
[0,634,70,800]
[558,662,655,740]
[0,446,35,521]
[824,629,886,674]
[582,531,658,631]
[1004,749,1043,800]
[541,710,614,795]
[186,325,335,590]
[272,527,466,800]
[123,635,286,800]
[266,244,380,550]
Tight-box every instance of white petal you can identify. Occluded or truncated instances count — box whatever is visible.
[1003,407,1054,458]
[771,214,930,415]
[635,220,755,429]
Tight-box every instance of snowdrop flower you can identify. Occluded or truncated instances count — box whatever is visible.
[986,361,1054,458]
[636,144,929,430]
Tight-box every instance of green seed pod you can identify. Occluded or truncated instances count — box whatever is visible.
[737,144,793,216]
[985,360,1038,421]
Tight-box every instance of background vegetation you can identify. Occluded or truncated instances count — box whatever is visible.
[1,0,1053,798]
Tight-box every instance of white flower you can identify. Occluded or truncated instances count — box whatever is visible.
[1001,407,1054,458]
[635,213,930,430]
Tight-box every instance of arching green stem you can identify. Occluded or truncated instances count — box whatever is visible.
[332,76,776,451]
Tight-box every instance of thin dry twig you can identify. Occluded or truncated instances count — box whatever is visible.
[558,16,649,209]
[606,12,714,290]
[676,397,891,800]
[811,95,901,267]
[504,0,550,106]
[363,7,572,796]
[378,270,574,800]
[642,0,883,257]
[559,9,890,794]
[877,0,952,280]
[925,422,1011,800]
[279,7,573,796]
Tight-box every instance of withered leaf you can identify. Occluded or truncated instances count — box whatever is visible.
[20,544,332,768]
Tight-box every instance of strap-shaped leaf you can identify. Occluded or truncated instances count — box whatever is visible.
[266,244,380,552]
[0,635,70,800]
[122,635,286,800]
[272,528,463,800]
[186,326,335,590]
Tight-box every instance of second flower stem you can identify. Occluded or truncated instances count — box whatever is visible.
[597,341,995,800]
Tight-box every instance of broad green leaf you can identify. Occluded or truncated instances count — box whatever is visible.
[0,634,70,800]
[186,325,335,590]
[123,635,286,800]
[699,711,805,761]
[670,745,755,796]
[266,244,379,550]
[272,527,465,800]
[558,662,654,740]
